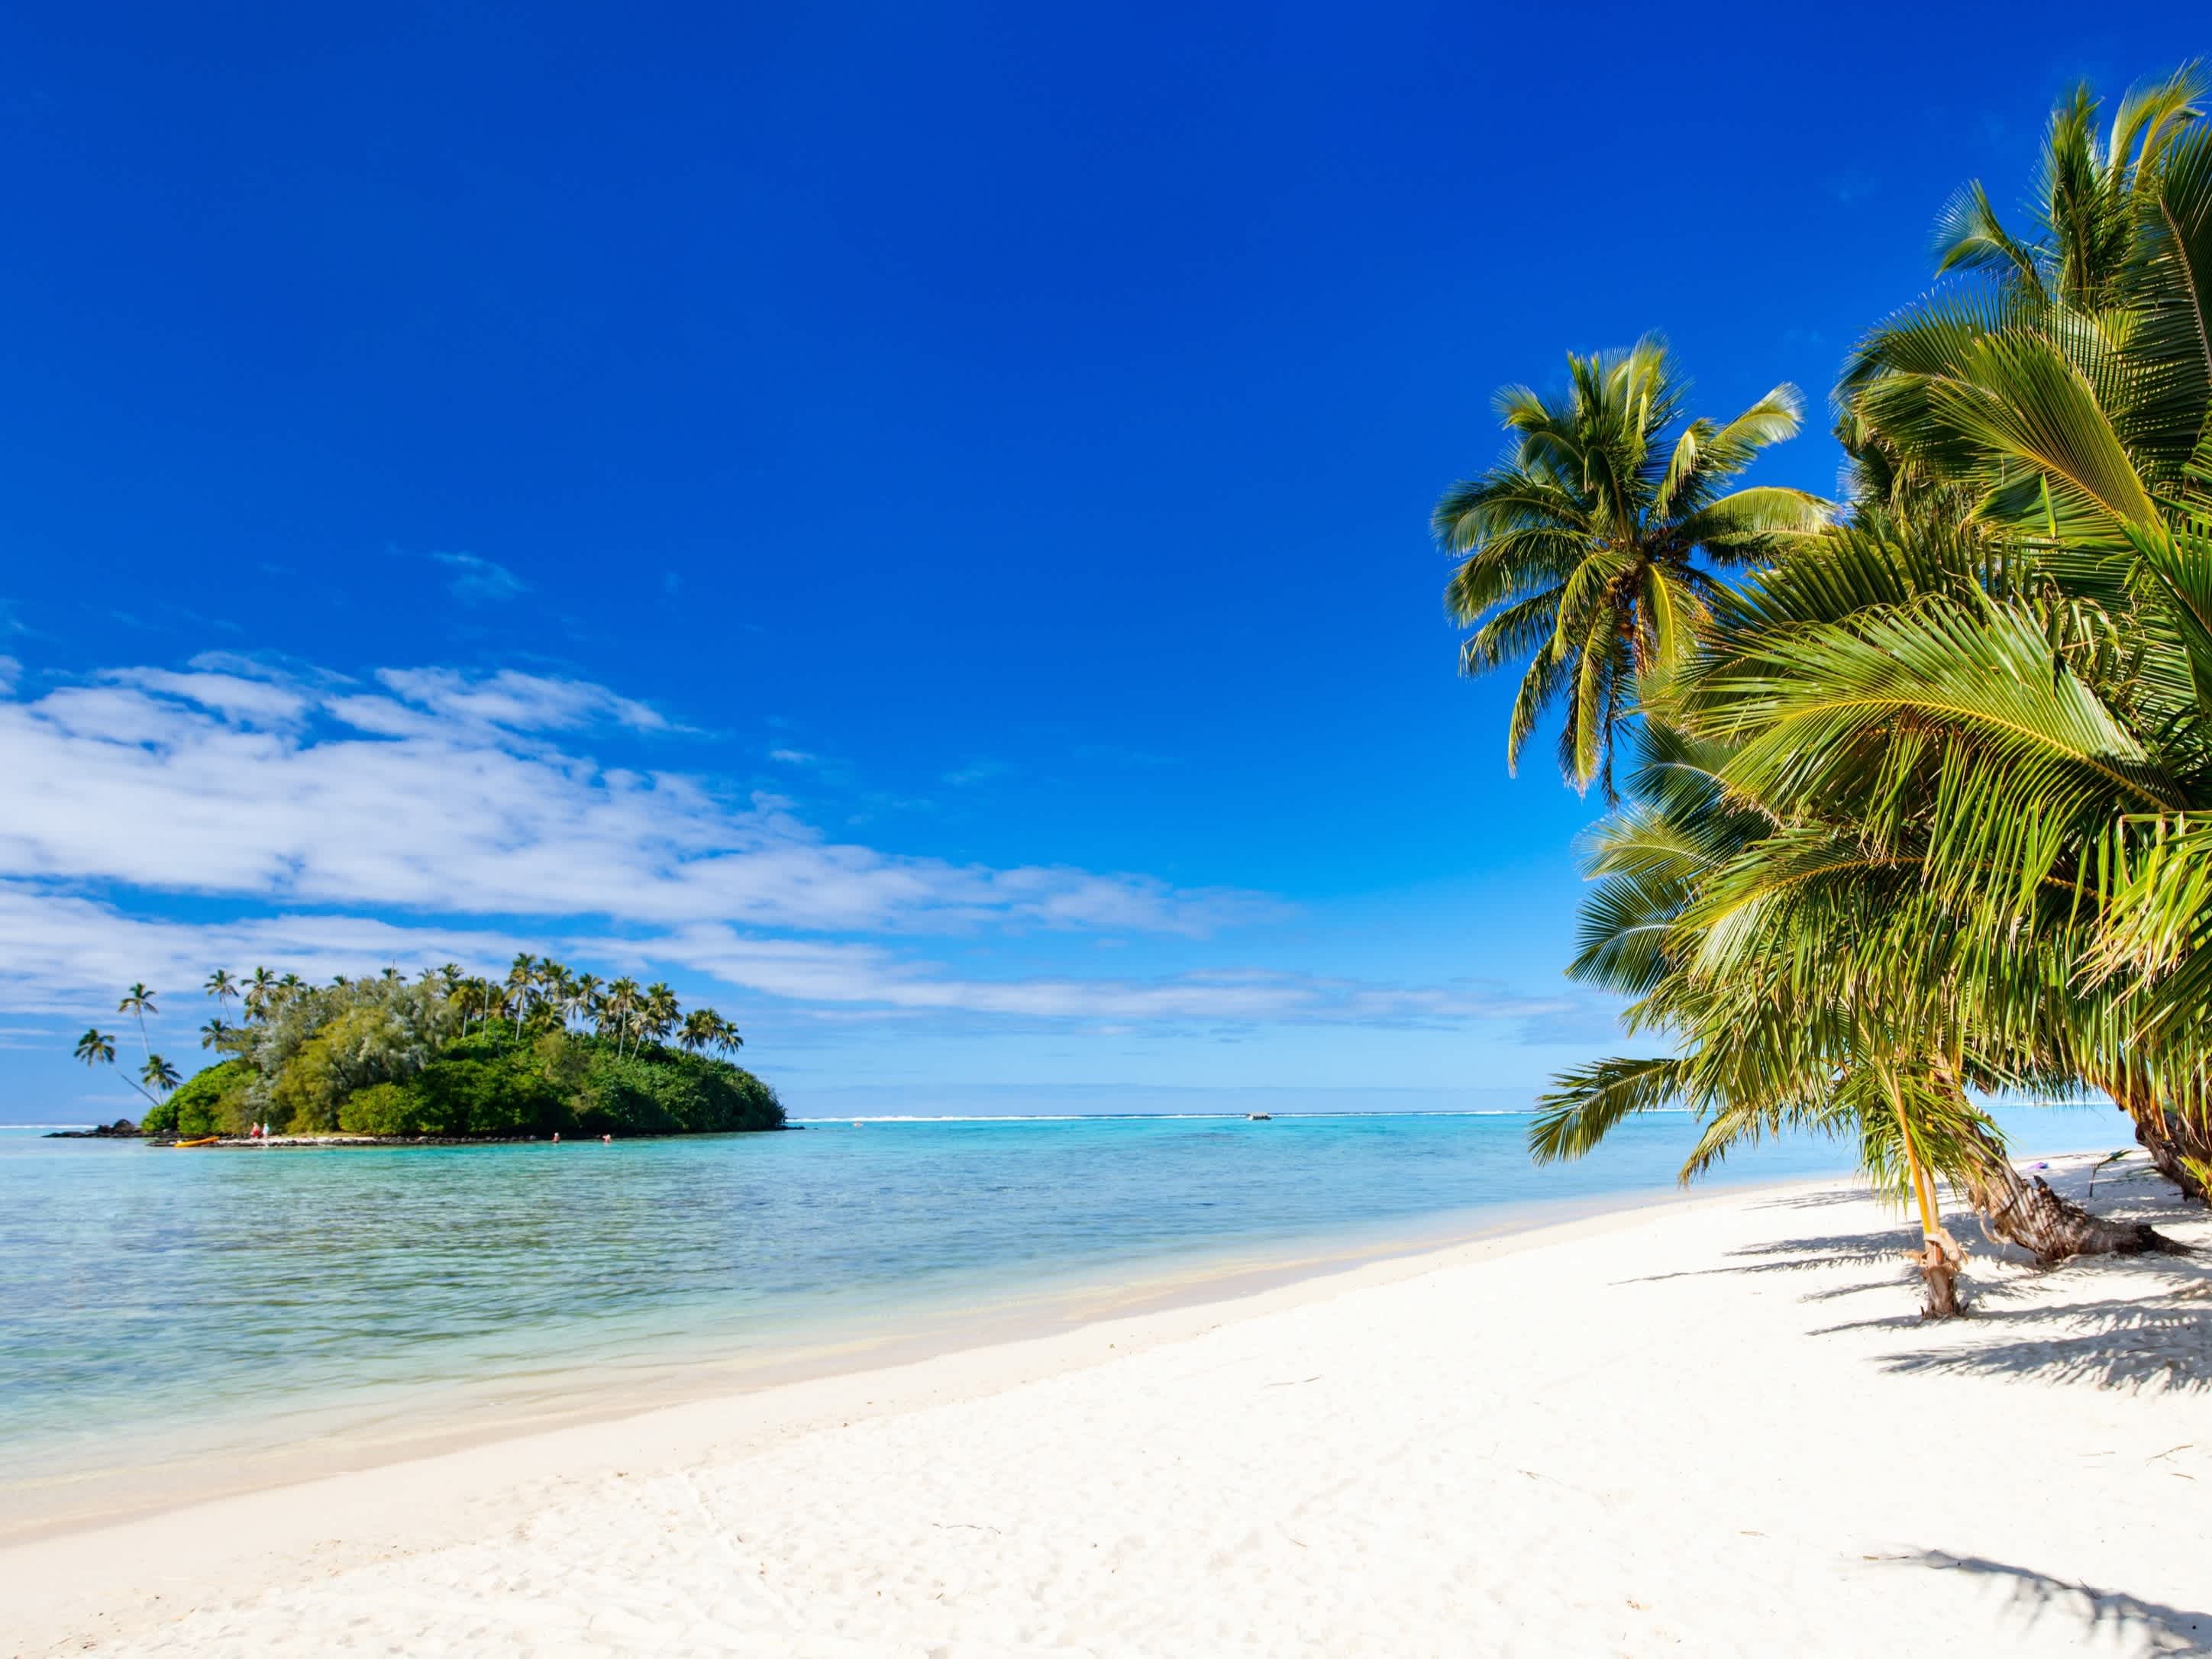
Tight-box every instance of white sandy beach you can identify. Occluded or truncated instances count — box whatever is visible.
[8,1151,2209,1657]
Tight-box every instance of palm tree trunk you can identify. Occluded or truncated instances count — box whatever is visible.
[1886,1071,1965,1318]
[1955,1127,2179,1262]
[2130,1097,2211,1204]
[2093,1074,2210,1203]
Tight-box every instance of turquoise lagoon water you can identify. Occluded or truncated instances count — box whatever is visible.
[0,1106,2117,1522]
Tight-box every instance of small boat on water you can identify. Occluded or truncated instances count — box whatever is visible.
[1246,1112,1272,1121]
[170,1135,222,1148]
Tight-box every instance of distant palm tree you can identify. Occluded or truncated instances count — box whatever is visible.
[697,1009,743,1058]
[506,953,538,1036]
[200,1018,234,1051]
[1435,335,1825,796]
[677,1010,714,1054]
[140,1054,181,1096]
[204,969,239,1012]
[74,1025,162,1108]
[602,978,640,1055]
[117,983,158,1060]
[567,973,602,1032]
[644,983,680,1049]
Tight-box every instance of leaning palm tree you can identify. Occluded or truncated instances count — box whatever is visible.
[74,1026,163,1108]
[1535,715,2171,1315]
[117,984,158,1059]
[1435,335,1827,796]
[140,1054,181,1096]
[1831,92,2212,1190]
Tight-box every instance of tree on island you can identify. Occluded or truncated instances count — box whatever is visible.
[75,1022,179,1113]
[86,956,778,1141]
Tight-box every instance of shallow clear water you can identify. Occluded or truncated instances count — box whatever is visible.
[0,1106,2117,1512]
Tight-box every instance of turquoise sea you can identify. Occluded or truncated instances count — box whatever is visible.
[0,1106,2117,1529]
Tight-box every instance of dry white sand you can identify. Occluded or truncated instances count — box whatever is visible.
[8,1152,2210,1657]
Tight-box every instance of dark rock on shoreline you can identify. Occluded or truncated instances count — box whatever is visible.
[45,1119,143,1138]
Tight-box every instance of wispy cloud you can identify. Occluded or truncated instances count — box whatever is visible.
[430,550,529,604]
[0,660,1267,938]
[0,656,1564,1044]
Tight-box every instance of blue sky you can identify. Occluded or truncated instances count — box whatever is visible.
[1,4,2201,1120]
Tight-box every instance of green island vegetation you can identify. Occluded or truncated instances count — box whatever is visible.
[71,957,783,1139]
[1441,65,2212,1315]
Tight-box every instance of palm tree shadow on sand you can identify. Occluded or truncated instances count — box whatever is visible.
[1775,1176,2212,1393]
[1619,1170,2212,1392]
[1865,1551,2212,1654]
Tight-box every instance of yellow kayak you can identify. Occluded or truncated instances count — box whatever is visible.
[171,1136,221,1148]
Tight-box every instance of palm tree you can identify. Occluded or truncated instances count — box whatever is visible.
[73,1025,165,1110]
[1842,86,2211,545]
[601,978,640,1056]
[204,969,239,1012]
[1829,82,2212,1190]
[117,983,158,1060]
[677,1010,715,1054]
[505,953,538,1037]
[567,973,602,1032]
[140,1054,181,1096]
[534,960,573,1034]
[200,1018,234,1051]
[643,983,680,1049]
[1534,702,2168,1313]
[1434,335,1826,796]
[1929,66,2203,310]
[242,966,275,1022]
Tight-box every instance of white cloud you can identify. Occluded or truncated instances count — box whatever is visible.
[0,661,1267,938]
[0,658,1565,1042]
[0,882,1570,1041]
[0,886,530,1017]
[654,923,1569,1026]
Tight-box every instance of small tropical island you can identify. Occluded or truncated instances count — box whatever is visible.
[69,957,784,1141]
